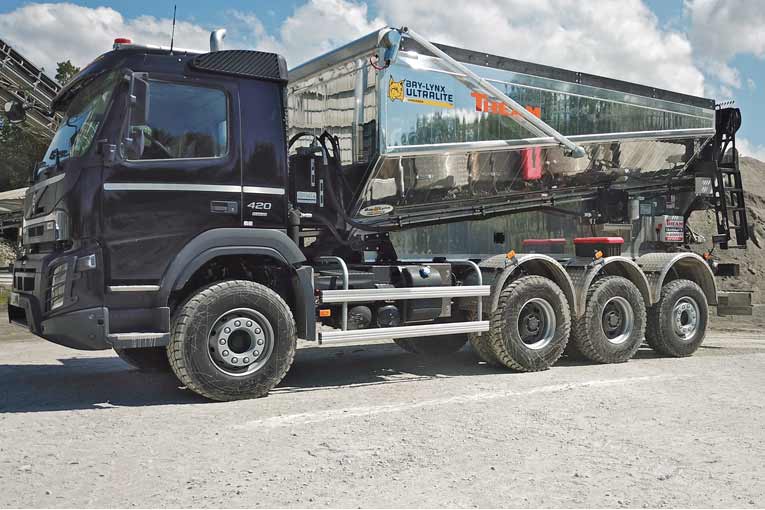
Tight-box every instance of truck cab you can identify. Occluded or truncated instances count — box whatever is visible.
[7,40,314,352]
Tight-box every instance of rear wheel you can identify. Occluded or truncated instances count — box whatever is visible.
[114,347,170,372]
[646,279,708,357]
[168,280,296,401]
[394,334,467,356]
[571,276,646,364]
[488,275,571,372]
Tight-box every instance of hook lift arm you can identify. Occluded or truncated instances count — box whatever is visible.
[391,27,586,158]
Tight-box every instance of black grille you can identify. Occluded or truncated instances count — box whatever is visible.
[190,51,287,82]
[27,225,44,238]
[13,271,35,292]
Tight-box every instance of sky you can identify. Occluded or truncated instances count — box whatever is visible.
[1,0,763,158]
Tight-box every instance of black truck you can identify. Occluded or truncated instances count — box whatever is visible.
[5,27,749,400]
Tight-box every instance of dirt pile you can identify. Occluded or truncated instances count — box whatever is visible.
[688,156,765,302]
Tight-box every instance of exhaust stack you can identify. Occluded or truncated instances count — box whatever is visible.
[210,29,226,52]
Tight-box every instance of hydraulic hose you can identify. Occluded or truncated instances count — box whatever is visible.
[317,131,393,232]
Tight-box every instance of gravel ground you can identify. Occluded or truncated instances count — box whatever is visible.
[1,316,764,508]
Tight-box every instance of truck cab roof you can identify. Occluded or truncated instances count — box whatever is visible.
[53,47,287,111]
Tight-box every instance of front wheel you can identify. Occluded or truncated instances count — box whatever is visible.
[646,279,708,357]
[168,280,297,401]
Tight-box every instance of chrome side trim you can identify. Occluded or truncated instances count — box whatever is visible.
[243,186,286,195]
[108,285,161,292]
[103,183,287,195]
[103,183,241,193]
[319,320,491,343]
[320,285,491,304]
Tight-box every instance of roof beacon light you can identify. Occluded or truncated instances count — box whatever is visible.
[113,37,132,49]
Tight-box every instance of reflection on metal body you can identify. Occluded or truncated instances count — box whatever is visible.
[286,27,716,228]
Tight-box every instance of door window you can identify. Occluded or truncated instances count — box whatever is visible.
[125,81,228,160]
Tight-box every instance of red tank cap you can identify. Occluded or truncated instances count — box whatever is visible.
[522,238,566,245]
[114,37,132,44]
[573,237,624,244]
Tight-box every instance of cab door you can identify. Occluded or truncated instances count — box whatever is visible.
[101,74,242,284]
[239,79,288,228]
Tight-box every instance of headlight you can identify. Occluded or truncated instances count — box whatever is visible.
[49,263,68,310]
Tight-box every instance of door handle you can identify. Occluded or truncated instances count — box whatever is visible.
[210,201,239,214]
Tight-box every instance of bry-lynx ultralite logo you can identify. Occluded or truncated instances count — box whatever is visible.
[388,77,454,109]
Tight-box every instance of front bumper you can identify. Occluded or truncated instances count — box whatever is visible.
[8,249,170,351]
[9,292,109,350]
[7,248,111,350]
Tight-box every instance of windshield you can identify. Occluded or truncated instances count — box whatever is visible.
[36,72,118,181]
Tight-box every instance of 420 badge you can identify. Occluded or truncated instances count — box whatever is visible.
[388,77,454,109]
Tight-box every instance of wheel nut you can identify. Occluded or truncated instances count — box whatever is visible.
[243,358,249,363]
[219,338,226,345]
[222,350,229,356]
[232,357,238,363]
[254,350,259,356]
[255,328,261,334]
[224,327,231,334]
[235,320,241,327]
[246,321,253,327]
[257,339,264,345]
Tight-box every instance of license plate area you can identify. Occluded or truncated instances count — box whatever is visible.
[9,292,20,307]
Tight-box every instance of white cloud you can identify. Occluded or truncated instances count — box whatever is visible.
[686,0,765,62]
[376,0,706,96]
[232,0,706,97]
[686,0,765,96]
[1,0,706,97]
[737,138,765,162]
[0,3,211,80]
[231,0,385,66]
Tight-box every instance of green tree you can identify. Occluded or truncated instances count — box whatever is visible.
[0,121,48,192]
[55,60,80,85]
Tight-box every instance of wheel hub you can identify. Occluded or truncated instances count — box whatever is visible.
[208,308,274,376]
[517,298,556,350]
[672,297,699,340]
[600,296,634,345]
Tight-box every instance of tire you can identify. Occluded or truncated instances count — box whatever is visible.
[465,310,500,365]
[469,331,501,365]
[394,334,467,356]
[563,340,588,362]
[114,347,170,372]
[488,275,571,372]
[646,279,708,357]
[571,276,646,364]
[168,280,297,401]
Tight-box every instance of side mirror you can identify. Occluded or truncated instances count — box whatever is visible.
[4,100,26,124]
[131,75,150,126]
[123,71,150,150]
